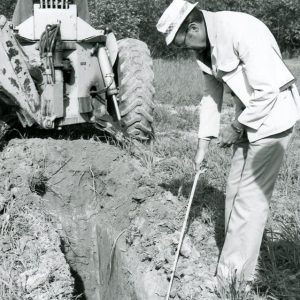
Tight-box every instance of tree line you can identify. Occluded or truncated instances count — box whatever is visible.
[1,0,299,58]
[89,0,300,58]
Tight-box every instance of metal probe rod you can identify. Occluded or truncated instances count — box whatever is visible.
[165,169,205,300]
[112,95,121,121]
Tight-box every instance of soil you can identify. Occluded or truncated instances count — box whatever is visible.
[0,137,218,300]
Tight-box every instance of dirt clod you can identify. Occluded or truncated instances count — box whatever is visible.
[132,186,155,203]
[29,170,48,196]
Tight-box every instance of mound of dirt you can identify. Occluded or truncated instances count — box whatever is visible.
[0,142,73,299]
[0,138,218,300]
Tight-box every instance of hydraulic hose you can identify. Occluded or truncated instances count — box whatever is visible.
[39,23,61,83]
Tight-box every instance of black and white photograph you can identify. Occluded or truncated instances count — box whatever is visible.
[0,0,299,299]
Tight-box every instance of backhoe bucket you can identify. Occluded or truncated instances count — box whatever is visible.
[0,16,41,126]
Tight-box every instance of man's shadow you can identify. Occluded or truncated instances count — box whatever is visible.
[160,174,226,252]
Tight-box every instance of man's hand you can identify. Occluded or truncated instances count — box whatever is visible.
[194,139,210,171]
[219,122,243,148]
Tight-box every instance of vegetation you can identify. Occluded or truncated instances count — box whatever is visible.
[1,0,299,57]
[89,0,300,57]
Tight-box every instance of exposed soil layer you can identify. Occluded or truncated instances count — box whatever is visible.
[0,138,218,299]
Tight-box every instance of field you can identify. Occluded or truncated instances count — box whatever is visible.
[0,58,299,299]
[152,58,300,299]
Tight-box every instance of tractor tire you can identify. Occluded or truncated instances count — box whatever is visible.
[117,38,155,141]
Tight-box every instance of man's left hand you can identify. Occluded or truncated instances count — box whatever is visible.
[219,124,242,148]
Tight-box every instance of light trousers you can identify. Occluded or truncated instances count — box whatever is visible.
[216,128,293,281]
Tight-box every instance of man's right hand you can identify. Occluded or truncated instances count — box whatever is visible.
[193,138,210,171]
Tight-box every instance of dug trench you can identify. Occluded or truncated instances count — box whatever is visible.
[0,138,219,300]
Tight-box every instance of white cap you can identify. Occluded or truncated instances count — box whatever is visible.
[156,0,198,45]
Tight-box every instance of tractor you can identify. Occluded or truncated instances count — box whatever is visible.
[0,0,155,142]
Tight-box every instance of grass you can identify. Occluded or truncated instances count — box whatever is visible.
[285,59,300,89]
[154,58,203,106]
[152,57,300,299]
[258,217,300,299]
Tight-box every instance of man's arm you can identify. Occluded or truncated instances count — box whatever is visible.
[198,74,224,139]
[236,30,280,130]
[194,74,223,170]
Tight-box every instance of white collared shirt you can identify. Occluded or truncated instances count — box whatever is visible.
[197,10,300,142]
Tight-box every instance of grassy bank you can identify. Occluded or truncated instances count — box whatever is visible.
[152,58,300,299]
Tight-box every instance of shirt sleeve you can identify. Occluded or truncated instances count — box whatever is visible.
[198,74,224,139]
[236,32,280,130]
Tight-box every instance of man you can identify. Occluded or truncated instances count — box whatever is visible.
[12,0,90,26]
[157,0,300,285]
